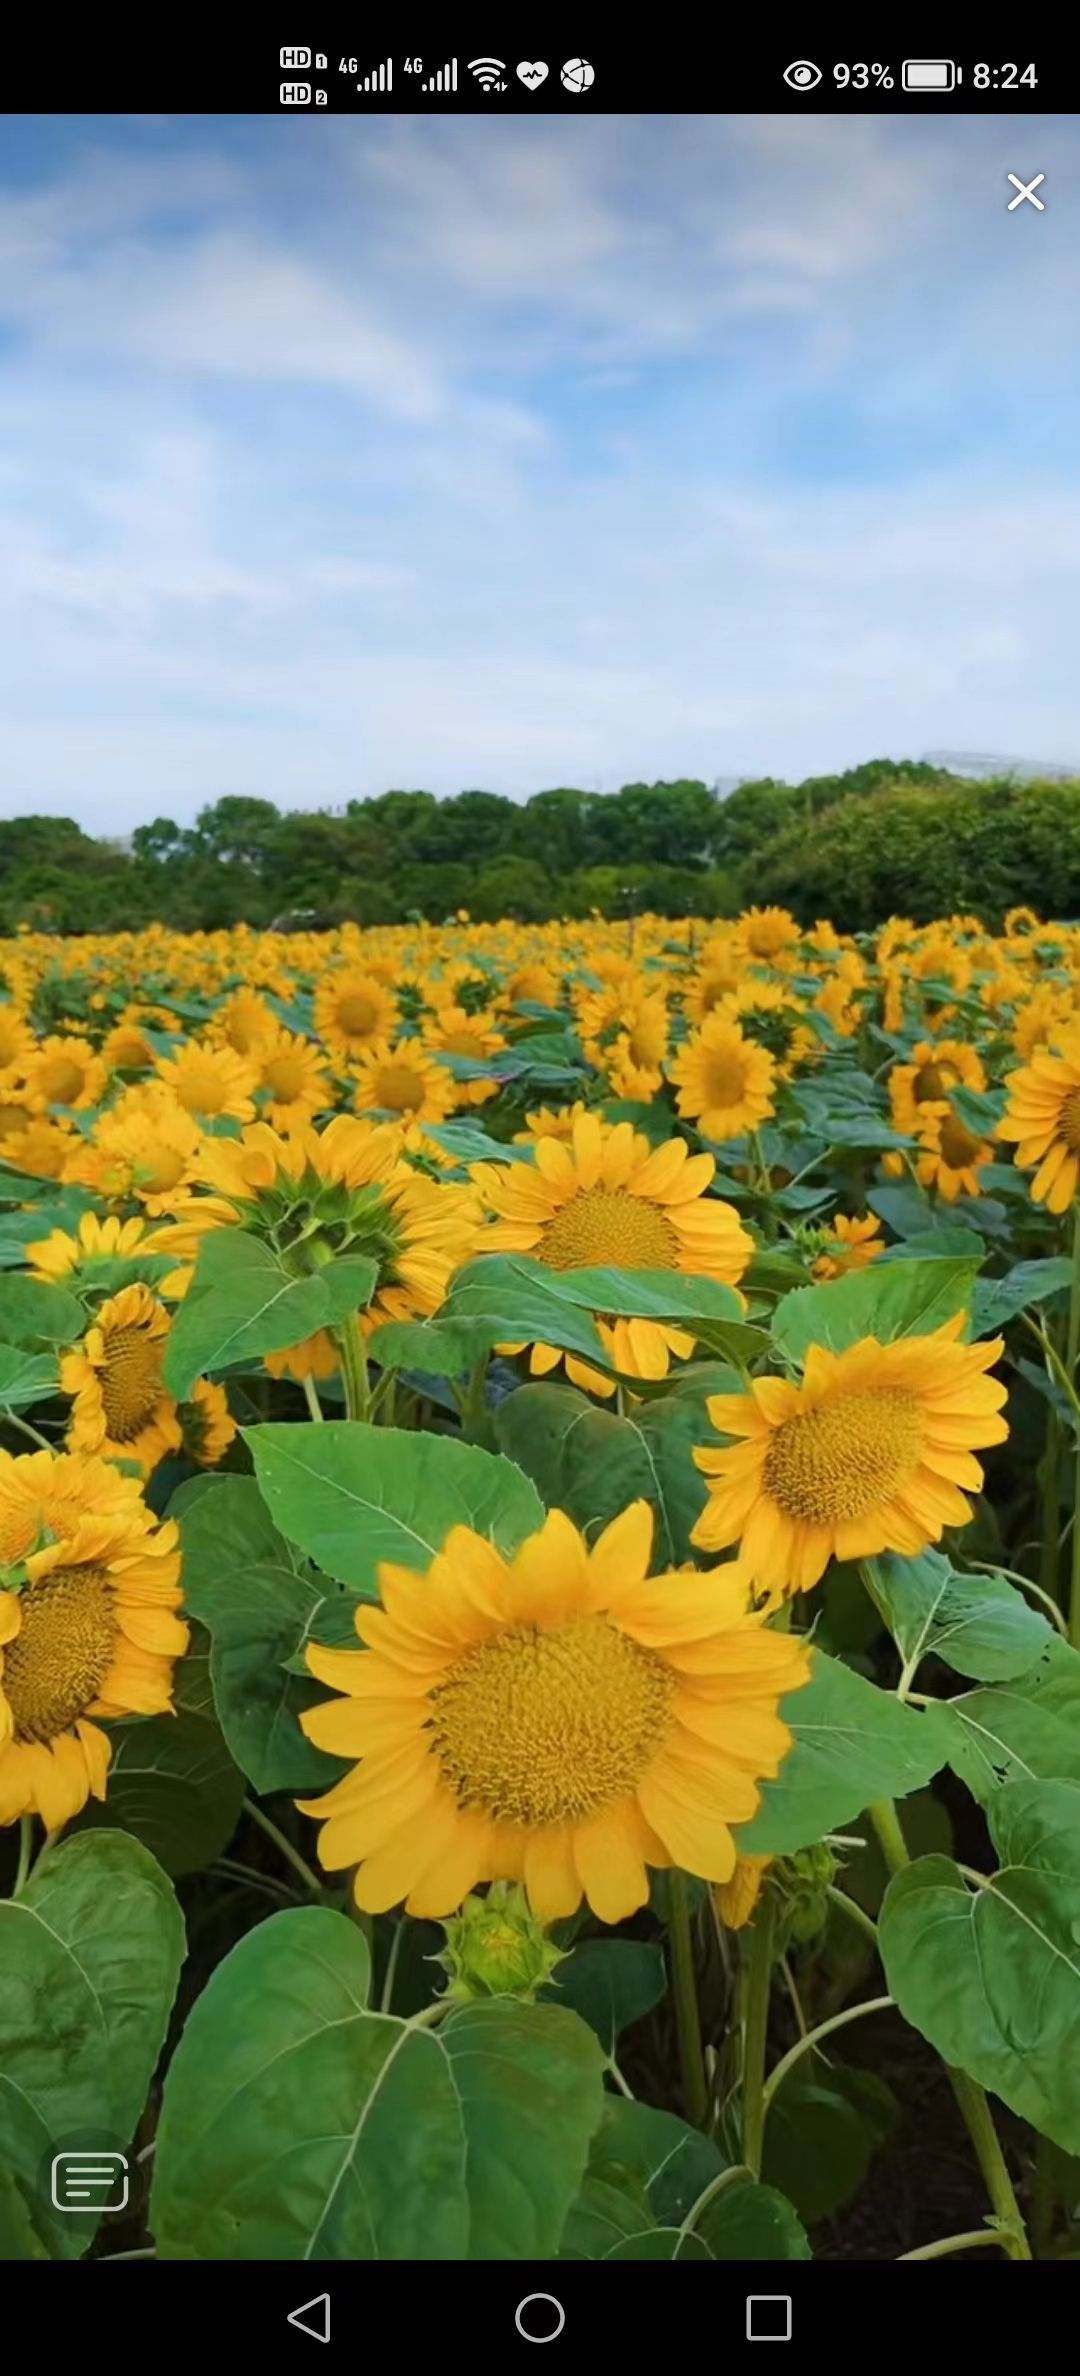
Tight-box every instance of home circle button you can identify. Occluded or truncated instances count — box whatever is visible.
[514,2294,566,2343]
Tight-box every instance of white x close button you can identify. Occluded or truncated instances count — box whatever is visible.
[1007,172,1046,210]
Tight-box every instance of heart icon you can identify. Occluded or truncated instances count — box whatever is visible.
[516,60,548,88]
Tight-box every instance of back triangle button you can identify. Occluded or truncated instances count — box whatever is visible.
[287,2293,331,2343]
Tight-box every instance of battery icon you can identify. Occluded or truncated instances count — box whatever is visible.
[902,59,957,91]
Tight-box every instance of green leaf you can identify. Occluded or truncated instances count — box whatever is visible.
[879,1779,1080,2154]
[494,1369,739,1566]
[162,1229,377,1398]
[0,1274,85,1349]
[152,1909,605,2259]
[0,1341,59,1409]
[771,1255,982,1367]
[939,1635,1080,1800]
[735,1650,953,1856]
[245,1421,544,1592]
[370,1253,759,1380]
[695,2180,812,2260]
[582,2095,729,2226]
[71,1710,245,1876]
[866,1550,1053,1685]
[969,1257,1073,1337]
[763,2070,897,2225]
[0,1832,184,2259]
[174,1474,355,1793]
[543,1938,667,2058]
[0,2165,50,2259]
[603,2226,712,2259]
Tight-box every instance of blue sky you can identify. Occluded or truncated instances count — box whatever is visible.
[2,111,1078,831]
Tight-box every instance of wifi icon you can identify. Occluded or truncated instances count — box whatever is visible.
[468,57,507,90]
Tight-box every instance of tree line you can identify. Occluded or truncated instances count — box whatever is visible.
[0,759,1076,935]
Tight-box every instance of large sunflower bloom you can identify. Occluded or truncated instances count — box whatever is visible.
[666,1014,777,1143]
[153,1038,258,1124]
[60,1283,182,1473]
[915,1104,994,1203]
[351,1036,458,1125]
[297,1503,810,1921]
[998,1032,1080,1212]
[691,1316,1008,1596]
[0,1458,187,1830]
[256,1027,332,1131]
[20,1033,106,1114]
[887,1039,986,1136]
[421,1005,507,1107]
[473,1110,753,1397]
[154,1115,479,1334]
[314,968,399,1060]
[64,1084,203,1212]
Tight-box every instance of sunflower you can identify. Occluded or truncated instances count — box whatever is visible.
[499,960,561,1013]
[60,1283,182,1474]
[4,1115,76,1180]
[177,1378,236,1467]
[27,1209,166,1287]
[810,1212,885,1281]
[153,1038,258,1124]
[1012,987,1078,1062]
[740,906,801,963]
[297,1502,810,1921]
[314,968,399,1060]
[887,1039,986,1136]
[351,1036,458,1125]
[998,1031,1080,1211]
[264,1329,340,1384]
[683,930,747,1022]
[210,985,278,1057]
[691,1315,1008,1596]
[21,1033,106,1114]
[256,1027,332,1130]
[666,1015,777,1143]
[0,1009,31,1071]
[102,1006,158,1073]
[421,1005,507,1106]
[472,1110,753,1397]
[0,1457,187,1830]
[154,1114,479,1336]
[65,1083,204,1212]
[915,1104,994,1202]
[513,1101,589,1147]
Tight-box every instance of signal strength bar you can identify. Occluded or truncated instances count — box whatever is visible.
[359,57,392,91]
[422,58,457,92]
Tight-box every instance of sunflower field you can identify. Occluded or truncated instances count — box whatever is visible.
[2,899,1080,2267]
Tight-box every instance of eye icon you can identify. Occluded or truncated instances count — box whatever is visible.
[783,60,822,90]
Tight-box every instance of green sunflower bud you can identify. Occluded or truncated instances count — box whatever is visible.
[437,1883,566,2003]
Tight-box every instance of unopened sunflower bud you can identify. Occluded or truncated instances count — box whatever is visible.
[438,1882,566,2002]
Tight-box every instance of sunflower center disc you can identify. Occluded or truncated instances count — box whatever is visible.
[3,1564,115,1743]
[914,1061,954,1103]
[41,1058,85,1104]
[537,1188,677,1271]
[100,1323,165,1440]
[337,993,379,1036]
[1061,1088,1080,1152]
[376,1064,426,1111]
[703,1052,749,1108]
[427,1612,675,1824]
[938,1109,982,1169]
[764,1387,924,1524]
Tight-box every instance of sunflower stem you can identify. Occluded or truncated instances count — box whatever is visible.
[1067,1204,1080,1646]
[336,1312,371,1423]
[665,1869,709,2131]
[869,1797,1032,2262]
[739,1885,776,2176]
[242,1798,324,1899]
[301,1373,324,1422]
[897,2227,1008,2261]
[12,1814,34,1897]
[4,1411,53,1452]
[761,1994,894,2116]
